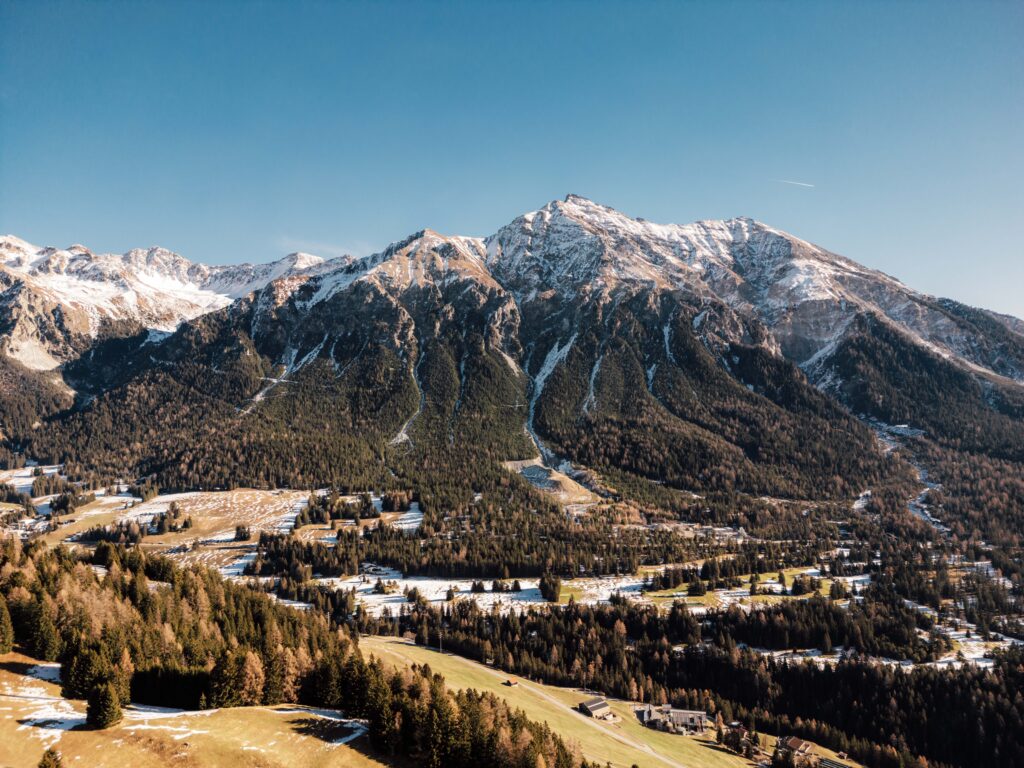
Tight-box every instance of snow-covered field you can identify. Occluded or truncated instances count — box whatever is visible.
[310,566,662,617]
[230,563,833,618]
[390,503,423,531]
[0,464,61,496]
[220,550,259,578]
[315,567,544,616]
[0,661,80,748]
[131,490,304,537]
[75,488,143,517]
[108,489,308,571]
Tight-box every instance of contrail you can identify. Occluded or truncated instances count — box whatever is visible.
[778,179,815,188]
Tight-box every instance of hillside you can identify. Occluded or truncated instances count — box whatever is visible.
[4,195,1024,562]
[0,651,383,768]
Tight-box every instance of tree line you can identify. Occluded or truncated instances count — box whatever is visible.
[0,537,596,768]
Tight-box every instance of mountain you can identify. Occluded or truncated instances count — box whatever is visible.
[487,195,1024,383]
[0,234,341,371]
[6,197,1024,527]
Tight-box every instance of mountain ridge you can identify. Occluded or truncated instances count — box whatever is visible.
[0,234,347,370]
[4,197,1023,497]
[6,194,1022,374]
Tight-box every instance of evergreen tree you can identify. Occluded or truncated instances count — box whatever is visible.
[209,651,243,708]
[61,644,111,699]
[365,669,395,750]
[27,603,60,662]
[38,748,63,768]
[539,574,562,602]
[0,594,13,654]
[86,682,122,729]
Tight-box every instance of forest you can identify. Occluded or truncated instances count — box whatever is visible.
[366,597,1022,768]
[0,537,594,768]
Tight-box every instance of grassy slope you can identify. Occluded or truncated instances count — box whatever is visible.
[0,652,386,768]
[362,635,756,768]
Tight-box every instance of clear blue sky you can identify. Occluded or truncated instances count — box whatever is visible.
[2,0,1022,316]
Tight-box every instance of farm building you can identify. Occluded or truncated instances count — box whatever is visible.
[777,736,815,758]
[636,704,707,733]
[578,696,613,720]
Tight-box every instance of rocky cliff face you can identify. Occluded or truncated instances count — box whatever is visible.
[8,196,1021,383]
[6,196,1024,490]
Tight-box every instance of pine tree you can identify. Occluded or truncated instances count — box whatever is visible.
[86,682,122,729]
[38,748,63,768]
[0,594,13,654]
[263,647,285,705]
[209,651,243,708]
[365,670,395,749]
[28,603,60,662]
[61,644,111,699]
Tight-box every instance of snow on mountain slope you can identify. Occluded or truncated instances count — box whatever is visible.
[304,228,492,305]
[247,228,516,377]
[5,195,1021,388]
[0,235,340,370]
[485,195,1024,383]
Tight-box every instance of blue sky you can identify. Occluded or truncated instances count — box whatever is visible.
[2,0,1022,316]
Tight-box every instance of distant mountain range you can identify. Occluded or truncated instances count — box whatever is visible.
[0,234,343,370]
[4,195,1023,497]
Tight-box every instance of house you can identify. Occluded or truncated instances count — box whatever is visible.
[663,708,707,732]
[819,759,853,768]
[636,704,707,733]
[504,678,519,687]
[728,721,749,738]
[578,696,613,720]
[778,736,814,757]
[636,705,660,726]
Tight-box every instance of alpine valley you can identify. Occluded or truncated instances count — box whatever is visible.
[2,196,1023,768]
[5,196,1023,506]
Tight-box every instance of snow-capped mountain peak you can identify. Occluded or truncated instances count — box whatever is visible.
[282,252,326,271]
[484,198,1023,383]
[0,236,336,370]
[4,197,1022,387]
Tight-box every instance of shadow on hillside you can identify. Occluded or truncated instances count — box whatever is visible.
[0,659,38,677]
[290,715,365,746]
[699,740,746,758]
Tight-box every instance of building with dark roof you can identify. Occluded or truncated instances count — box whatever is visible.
[636,704,707,733]
[578,696,613,720]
